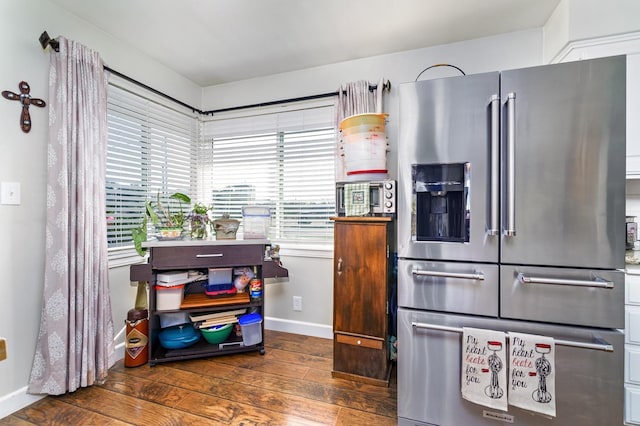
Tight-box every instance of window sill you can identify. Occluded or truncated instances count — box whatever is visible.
[275,242,333,259]
[108,247,147,269]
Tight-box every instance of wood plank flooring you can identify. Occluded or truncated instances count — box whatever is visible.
[1,330,397,425]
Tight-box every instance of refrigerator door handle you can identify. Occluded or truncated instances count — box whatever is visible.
[487,94,500,236]
[411,322,615,352]
[503,92,516,237]
[517,273,614,289]
[412,269,485,281]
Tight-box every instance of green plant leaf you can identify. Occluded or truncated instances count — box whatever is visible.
[192,202,210,215]
[171,192,191,204]
[131,216,148,256]
[145,200,159,225]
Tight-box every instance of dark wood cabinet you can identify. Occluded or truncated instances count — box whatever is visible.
[331,217,393,386]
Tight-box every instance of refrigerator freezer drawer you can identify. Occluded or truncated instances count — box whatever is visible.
[500,265,624,329]
[398,259,499,317]
[398,308,624,426]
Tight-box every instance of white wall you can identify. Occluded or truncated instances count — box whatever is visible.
[567,0,640,42]
[207,29,547,340]
[543,0,640,63]
[0,0,199,418]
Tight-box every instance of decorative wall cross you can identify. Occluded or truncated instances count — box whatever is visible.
[2,81,46,133]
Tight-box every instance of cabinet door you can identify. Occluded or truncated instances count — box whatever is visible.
[334,221,388,338]
[626,384,640,425]
[628,53,640,178]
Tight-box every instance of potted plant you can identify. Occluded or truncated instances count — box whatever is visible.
[189,202,212,239]
[132,192,191,256]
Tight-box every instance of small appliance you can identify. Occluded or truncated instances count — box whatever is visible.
[335,179,396,216]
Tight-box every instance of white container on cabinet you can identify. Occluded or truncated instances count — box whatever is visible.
[155,284,184,311]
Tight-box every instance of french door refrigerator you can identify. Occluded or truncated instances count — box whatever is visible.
[397,55,626,425]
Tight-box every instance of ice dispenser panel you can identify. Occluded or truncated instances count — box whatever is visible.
[413,163,469,242]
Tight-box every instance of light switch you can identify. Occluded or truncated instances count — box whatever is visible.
[0,182,20,205]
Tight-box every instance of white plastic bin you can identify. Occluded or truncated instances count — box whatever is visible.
[155,284,184,311]
[242,206,270,239]
[238,312,263,346]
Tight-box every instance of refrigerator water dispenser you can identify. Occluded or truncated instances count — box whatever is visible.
[413,163,469,242]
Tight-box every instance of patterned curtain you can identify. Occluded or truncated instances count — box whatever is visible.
[28,37,115,395]
[334,79,384,181]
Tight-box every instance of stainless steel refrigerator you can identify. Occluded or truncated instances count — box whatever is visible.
[397,55,626,425]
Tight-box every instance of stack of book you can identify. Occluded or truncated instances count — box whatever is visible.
[190,308,247,329]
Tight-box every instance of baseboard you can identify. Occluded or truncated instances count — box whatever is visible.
[0,387,44,420]
[0,342,126,420]
[264,316,333,339]
[114,341,125,361]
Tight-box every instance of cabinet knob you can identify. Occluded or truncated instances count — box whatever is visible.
[357,340,361,345]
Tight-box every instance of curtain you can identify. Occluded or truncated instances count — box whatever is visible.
[28,37,115,395]
[334,79,385,181]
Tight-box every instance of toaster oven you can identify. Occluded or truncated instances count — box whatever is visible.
[335,180,396,216]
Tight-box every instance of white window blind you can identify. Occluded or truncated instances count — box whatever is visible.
[106,81,198,260]
[199,103,336,244]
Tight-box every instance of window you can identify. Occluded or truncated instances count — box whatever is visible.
[106,80,336,264]
[106,79,198,263]
[199,103,336,244]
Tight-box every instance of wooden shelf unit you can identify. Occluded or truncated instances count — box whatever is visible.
[130,239,287,366]
[330,216,394,386]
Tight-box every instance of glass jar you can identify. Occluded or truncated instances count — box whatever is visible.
[189,214,209,239]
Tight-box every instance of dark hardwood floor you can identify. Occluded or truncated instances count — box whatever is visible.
[1,330,397,425]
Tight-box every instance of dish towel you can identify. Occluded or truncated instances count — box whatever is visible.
[461,327,508,411]
[508,332,556,418]
[344,183,370,216]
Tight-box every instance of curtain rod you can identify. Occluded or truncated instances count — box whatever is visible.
[38,30,390,116]
[203,80,391,115]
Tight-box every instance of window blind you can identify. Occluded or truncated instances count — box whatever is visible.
[106,81,198,260]
[199,103,336,243]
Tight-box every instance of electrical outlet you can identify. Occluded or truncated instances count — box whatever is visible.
[292,296,303,311]
[0,338,7,361]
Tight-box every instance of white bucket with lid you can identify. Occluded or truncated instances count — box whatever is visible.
[340,113,388,179]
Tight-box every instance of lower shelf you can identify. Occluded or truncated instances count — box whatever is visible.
[150,334,264,366]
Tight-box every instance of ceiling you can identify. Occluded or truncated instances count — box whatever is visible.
[49,0,561,87]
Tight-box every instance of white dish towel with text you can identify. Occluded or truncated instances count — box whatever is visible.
[508,332,556,418]
[461,327,508,411]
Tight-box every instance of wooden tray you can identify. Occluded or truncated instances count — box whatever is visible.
[180,292,250,309]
